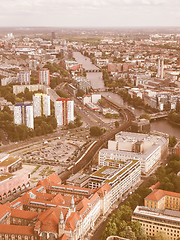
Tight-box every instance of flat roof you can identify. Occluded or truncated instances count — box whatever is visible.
[0,157,20,167]
[0,173,13,182]
[92,160,139,184]
[133,206,180,224]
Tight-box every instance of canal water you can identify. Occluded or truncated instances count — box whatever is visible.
[73,51,180,138]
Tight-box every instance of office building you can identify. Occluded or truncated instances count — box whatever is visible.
[33,93,50,117]
[99,132,168,174]
[19,71,30,85]
[89,159,141,205]
[55,98,74,126]
[39,69,50,86]
[14,103,34,129]
[132,206,180,240]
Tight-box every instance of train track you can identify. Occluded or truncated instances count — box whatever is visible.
[59,98,135,182]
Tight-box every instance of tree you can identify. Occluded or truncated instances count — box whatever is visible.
[140,113,150,120]
[115,121,119,128]
[125,226,137,240]
[90,126,103,136]
[76,89,85,97]
[169,135,177,147]
[154,232,168,240]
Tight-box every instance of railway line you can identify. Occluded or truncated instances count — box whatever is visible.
[59,98,135,182]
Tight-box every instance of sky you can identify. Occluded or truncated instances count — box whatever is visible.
[0,0,180,27]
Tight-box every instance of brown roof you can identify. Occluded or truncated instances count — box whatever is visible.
[0,224,34,235]
[145,189,180,201]
[11,209,39,220]
[37,173,61,187]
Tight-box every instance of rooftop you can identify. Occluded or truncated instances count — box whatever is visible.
[0,173,13,182]
[0,157,20,167]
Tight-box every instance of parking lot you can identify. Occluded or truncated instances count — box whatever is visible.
[23,138,86,166]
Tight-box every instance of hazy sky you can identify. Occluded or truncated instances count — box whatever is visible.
[0,0,180,27]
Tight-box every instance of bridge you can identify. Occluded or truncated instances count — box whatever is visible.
[85,69,101,73]
[150,112,169,120]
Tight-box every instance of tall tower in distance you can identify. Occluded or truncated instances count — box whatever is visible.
[52,32,55,45]
[157,57,164,79]
[157,58,161,78]
[161,58,164,79]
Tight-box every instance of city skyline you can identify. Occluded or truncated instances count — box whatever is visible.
[0,0,180,28]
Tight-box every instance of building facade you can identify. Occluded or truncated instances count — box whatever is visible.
[99,132,168,175]
[132,206,180,240]
[39,69,50,86]
[33,93,50,117]
[14,103,34,129]
[0,173,112,240]
[19,71,31,85]
[55,98,74,126]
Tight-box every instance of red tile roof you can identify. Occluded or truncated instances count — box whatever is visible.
[0,224,34,235]
[37,173,61,187]
[11,209,39,220]
[145,189,180,201]
[150,182,160,191]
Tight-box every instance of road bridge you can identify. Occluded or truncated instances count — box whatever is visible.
[86,69,101,73]
[150,112,168,120]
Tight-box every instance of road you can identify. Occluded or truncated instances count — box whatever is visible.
[59,107,135,182]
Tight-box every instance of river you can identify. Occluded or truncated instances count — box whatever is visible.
[73,51,105,89]
[73,51,180,138]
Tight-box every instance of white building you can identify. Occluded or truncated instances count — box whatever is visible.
[91,94,101,104]
[99,132,168,175]
[33,93,50,117]
[14,103,34,129]
[39,69,50,86]
[29,59,38,71]
[96,59,109,67]
[89,159,141,205]
[19,71,30,85]
[55,98,74,126]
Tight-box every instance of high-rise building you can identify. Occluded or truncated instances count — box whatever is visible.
[29,59,38,71]
[19,71,30,85]
[157,58,164,79]
[55,98,74,126]
[33,93,50,118]
[52,32,55,45]
[39,69,50,86]
[14,103,34,129]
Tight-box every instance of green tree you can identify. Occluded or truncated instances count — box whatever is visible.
[90,126,103,136]
[169,135,177,147]
[115,121,119,128]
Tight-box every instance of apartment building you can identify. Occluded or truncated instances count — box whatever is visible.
[14,103,34,129]
[39,69,50,86]
[19,71,30,85]
[55,98,74,126]
[33,93,50,117]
